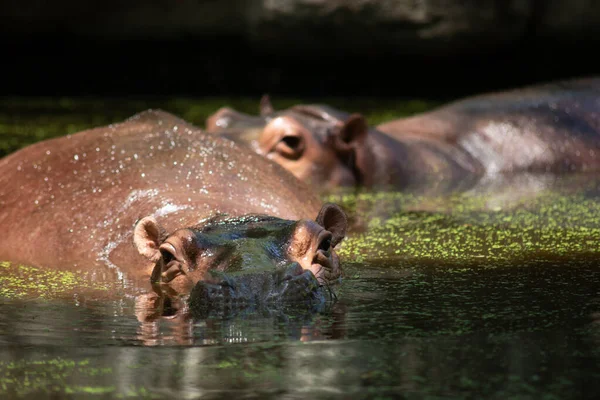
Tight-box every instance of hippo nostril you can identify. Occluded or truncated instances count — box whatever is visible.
[317,233,332,253]
[160,248,175,265]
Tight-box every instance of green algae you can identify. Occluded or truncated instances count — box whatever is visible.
[0,358,159,398]
[328,187,600,264]
[0,262,109,300]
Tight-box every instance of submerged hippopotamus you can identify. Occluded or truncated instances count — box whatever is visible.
[0,110,347,316]
[206,78,600,191]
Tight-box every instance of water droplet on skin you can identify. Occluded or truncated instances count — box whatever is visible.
[74,154,79,161]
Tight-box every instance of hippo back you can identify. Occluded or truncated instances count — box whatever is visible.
[0,110,321,271]
[378,77,600,175]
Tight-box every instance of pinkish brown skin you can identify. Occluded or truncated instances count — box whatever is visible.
[0,110,341,294]
[376,77,600,178]
[207,78,600,191]
[205,98,271,152]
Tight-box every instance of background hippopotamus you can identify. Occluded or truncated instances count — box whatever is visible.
[206,77,600,191]
[0,110,347,315]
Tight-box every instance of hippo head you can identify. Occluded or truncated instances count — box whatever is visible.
[206,96,372,189]
[205,107,265,135]
[133,203,347,316]
[258,103,370,188]
[204,97,273,149]
[205,95,273,133]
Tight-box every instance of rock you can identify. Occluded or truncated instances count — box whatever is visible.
[2,0,600,96]
[3,0,600,57]
[245,0,534,56]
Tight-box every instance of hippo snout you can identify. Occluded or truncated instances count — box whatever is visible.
[188,262,327,319]
[205,107,266,133]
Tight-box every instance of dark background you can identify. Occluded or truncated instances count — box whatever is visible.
[3,0,600,99]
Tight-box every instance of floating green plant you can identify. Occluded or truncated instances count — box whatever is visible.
[0,261,109,299]
[329,187,600,264]
[0,357,161,398]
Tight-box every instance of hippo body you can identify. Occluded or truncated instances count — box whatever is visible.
[0,110,347,312]
[206,78,600,191]
[377,77,600,178]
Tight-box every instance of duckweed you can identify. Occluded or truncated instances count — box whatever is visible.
[329,188,600,264]
[0,262,109,299]
[0,358,160,398]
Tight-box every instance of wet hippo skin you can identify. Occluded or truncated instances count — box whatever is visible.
[0,110,347,311]
[206,78,600,191]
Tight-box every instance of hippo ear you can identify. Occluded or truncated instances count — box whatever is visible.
[338,114,368,145]
[316,203,348,247]
[133,216,165,262]
[260,94,274,116]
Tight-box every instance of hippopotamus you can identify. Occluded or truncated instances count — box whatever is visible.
[205,78,600,191]
[0,110,348,316]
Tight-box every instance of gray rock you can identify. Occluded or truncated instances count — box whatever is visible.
[2,0,599,57]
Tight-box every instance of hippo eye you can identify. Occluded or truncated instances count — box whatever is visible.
[282,136,301,149]
[275,135,304,159]
[317,233,332,252]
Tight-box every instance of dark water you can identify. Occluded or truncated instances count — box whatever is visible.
[2,99,600,399]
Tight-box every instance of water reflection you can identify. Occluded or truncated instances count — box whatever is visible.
[3,171,600,397]
[2,260,600,397]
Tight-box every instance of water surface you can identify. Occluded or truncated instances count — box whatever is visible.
[1,98,600,399]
